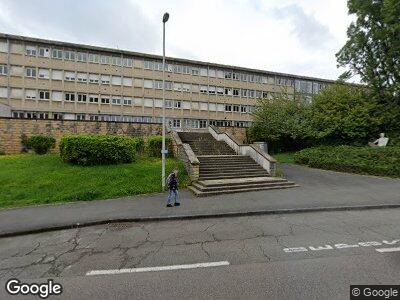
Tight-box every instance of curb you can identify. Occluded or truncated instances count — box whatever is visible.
[1,203,400,238]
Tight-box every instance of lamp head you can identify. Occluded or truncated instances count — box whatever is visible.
[163,13,169,23]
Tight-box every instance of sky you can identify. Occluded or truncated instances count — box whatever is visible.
[0,0,355,81]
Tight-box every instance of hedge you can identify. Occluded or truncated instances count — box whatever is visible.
[146,136,173,157]
[59,135,137,166]
[26,135,56,155]
[294,145,400,177]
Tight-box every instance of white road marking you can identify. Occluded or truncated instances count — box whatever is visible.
[86,261,230,276]
[375,247,400,253]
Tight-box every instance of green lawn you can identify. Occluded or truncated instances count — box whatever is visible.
[0,154,188,209]
[272,152,295,164]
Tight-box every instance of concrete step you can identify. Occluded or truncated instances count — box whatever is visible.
[200,166,264,172]
[188,183,298,197]
[199,173,270,180]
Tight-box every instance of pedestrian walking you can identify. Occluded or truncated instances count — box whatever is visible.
[166,170,180,207]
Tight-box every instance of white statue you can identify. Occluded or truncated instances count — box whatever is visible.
[368,133,389,147]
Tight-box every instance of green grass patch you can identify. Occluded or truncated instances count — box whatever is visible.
[273,152,295,164]
[294,146,400,178]
[0,154,188,209]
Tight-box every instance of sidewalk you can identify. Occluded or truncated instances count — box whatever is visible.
[1,164,400,237]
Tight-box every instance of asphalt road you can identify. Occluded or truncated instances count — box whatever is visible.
[0,208,400,299]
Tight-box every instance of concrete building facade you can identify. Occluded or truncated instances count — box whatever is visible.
[0,33,334,130]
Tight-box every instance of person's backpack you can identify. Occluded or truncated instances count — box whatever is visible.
[166,173,173,186]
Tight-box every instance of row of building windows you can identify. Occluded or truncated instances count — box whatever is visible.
[0,65,287,98]
[1,87,256,113]
[23,45,134,67]
[0,40,328,94]
[11,110,251,128]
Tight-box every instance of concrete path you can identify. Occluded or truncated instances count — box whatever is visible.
[0,164,399,236]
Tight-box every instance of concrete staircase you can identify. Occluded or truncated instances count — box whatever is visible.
[178,131,297,196]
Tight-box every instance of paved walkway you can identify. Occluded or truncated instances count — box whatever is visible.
[1,164,400,236]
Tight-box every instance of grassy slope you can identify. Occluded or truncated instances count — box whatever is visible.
[0,154,188,209]
[272,152,295,164]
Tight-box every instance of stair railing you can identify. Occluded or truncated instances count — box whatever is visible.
[208,125,277,176]
[170,130,200,181]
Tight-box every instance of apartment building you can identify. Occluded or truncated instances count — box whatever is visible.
[0,33,334,129]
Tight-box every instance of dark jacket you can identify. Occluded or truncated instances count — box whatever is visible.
[168,173,178,190]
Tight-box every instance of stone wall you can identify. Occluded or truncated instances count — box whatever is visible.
[0,117,247,154]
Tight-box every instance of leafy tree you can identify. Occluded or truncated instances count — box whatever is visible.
[248,93,314,153]
[310,84,382,145]
[336,0,400,105]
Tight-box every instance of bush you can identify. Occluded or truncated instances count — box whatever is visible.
[131,137,145,154]
[26,135,56,155]
[294,146,400,177]
[146,136,173,157]
[60,135,136,166]
[248,93,314,153]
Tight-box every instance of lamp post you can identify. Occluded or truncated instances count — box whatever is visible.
[162,12,169,191]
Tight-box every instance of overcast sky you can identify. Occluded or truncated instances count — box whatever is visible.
[0,0,354,81]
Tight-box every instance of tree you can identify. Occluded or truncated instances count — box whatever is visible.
[310,84,382,145]
[248,93,313,153]
[336,0,400,105]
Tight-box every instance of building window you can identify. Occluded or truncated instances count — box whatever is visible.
[164,81,172,90]
[64,51,75,60]
[77,93,87,102]
[111,76,122,85]
[38,69,50,79]
[38,47,50,57]
[26,45,37,56]
[123,58,133,67]
[123,97,132,105]
[100,55,110,64]
[26,67,37,77]
[77,73,88,82]
[0,65,7,75]
[52,49,63,59]
[88,53,100,63]
[200,85,208,94]
[65,71,76,81]
[191,68,199,76]
[65,93,75,101]
[173,119,181,128]
[225,104,232,112]
[154,80,163,89]
[112,97,121,105]
[200,120,207,128]
[38,112,49,119]
[89,95,99,103]
[165,100,173,108]
[233,89,240,96]
[241,89,248,97]
[182,84,190,92]
[182,65,191,74]
[240,73,248,81]
[111,56,122,66]
[144,79,154,88]
[101,96,110,104]
[241,105,248,113]
[77,52,87,62]
[224,88,232,96]
[249,90,255,98]
[51,70,63,80]
[101,75,110,84]
[217,87,224,95]
[144,60,154,70]
[89,74,99,84]
[224,72,232,79]
[232,73,239,80]
[25,89,37,99]
[173,82,182,91]
[174,100,181,109]
[200,68,207,76]
[39,90,50,100]
[76,114,86,121]
[233,105,240,112]
[53,113,64,120]
[208,86,216,95]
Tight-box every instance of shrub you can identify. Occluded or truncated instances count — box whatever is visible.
[294,146,400,177]
[26,135,56,155]
[248,92,314,153]
[59,135,136,166]
[146,136,173,157]
[131,137,145,154]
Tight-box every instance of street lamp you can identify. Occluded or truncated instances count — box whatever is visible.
[161,12,169,191]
